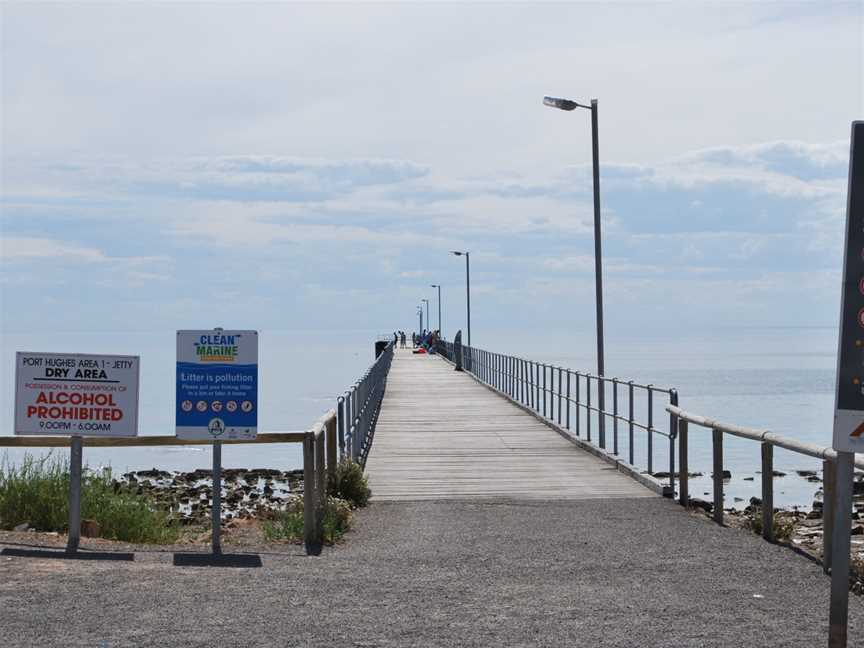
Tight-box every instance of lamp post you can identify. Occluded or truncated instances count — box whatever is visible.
[417,306,423,334]
[430,284,442,336]
[543,95,606,447]
[421,299,430,333]
[451,251,471,347]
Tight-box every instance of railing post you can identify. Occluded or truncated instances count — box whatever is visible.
[566,370,571,429]
[678,419,688,506]
[761,442,774,542]
[337,397,346,460]
[558,367,563,424]
[586,375,592,442]
[712,428,724,525]
[668,390,677,495]
[628,381,634,465]
[575,373,581,436]
[824,458,836,573]
[542,364,547,418]
[612,378,619,455]
[647,385,654,474]
[599,378,606,449]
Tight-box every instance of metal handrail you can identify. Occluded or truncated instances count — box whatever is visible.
[668,405,864,468]
[436,340,679,493]
[337,341,395,467]
[666,404,863,572]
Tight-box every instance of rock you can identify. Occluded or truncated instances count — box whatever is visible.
[796,470,818,478]
[852,526,864,536]
[689,499,713,513]
[743,477,755,481]
[13,522,29,532]
[711,470,732,480]
[81,519,100,538]
[806,510,822,520]
[772,470,787,477]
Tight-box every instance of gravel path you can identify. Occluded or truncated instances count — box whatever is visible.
[2,497,862,647]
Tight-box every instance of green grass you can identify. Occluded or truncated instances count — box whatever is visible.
[0,453,180,544]
[263,496,353,545]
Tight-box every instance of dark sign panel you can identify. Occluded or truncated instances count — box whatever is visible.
[834,122,864,452]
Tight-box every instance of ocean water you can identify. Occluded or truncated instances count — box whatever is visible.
[487,325,839,510]
[0,326,845,509]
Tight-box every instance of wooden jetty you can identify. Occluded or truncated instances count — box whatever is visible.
[365,346,653,501]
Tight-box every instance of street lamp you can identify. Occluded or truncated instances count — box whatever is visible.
[543,94,606,447]
[421,299,430,332]
[430,284,442,336]
[417,306,423,334]
[451,251,471,347]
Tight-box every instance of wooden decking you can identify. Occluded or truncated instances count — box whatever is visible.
[365,347,655,501]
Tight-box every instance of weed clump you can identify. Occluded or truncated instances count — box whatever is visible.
[328,458,371,508]
[748,509,794,542]
[263,496,353,545]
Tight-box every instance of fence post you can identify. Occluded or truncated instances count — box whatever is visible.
[66,436,83,553]
[326,415,337,485]
[303,431,321,554]
[824,458,836,573]
[712,428,724,525]
[761,442,774,542]
[316,430,326,521]
[678,419,689,506]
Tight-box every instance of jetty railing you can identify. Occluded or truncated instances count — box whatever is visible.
[667,405,864,571]
[0,412,336,555]
[338,341,395,466]
[436,341,679,495]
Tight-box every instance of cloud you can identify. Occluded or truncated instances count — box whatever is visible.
[0,237,109,262]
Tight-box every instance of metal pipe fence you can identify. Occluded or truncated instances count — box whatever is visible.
[667,405,864,572]
[338,341,395,466]
[436,341,679,493]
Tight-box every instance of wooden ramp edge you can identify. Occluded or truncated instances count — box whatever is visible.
[364,347,656,501]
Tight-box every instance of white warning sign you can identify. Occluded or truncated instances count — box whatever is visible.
[14,352,140,437]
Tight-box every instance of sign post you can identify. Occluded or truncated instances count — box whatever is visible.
[830,121,864,648]
[176,329,258,556]
[14,352,140,553]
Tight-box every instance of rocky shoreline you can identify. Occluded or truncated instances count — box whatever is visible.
[119,467,306,524]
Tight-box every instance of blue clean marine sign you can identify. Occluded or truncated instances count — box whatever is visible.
[176,330,258,440]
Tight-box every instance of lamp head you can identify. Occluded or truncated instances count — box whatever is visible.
[451,250,463,256]
[543,96,578,111]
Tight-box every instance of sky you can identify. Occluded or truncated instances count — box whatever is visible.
[1,1,863,346]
